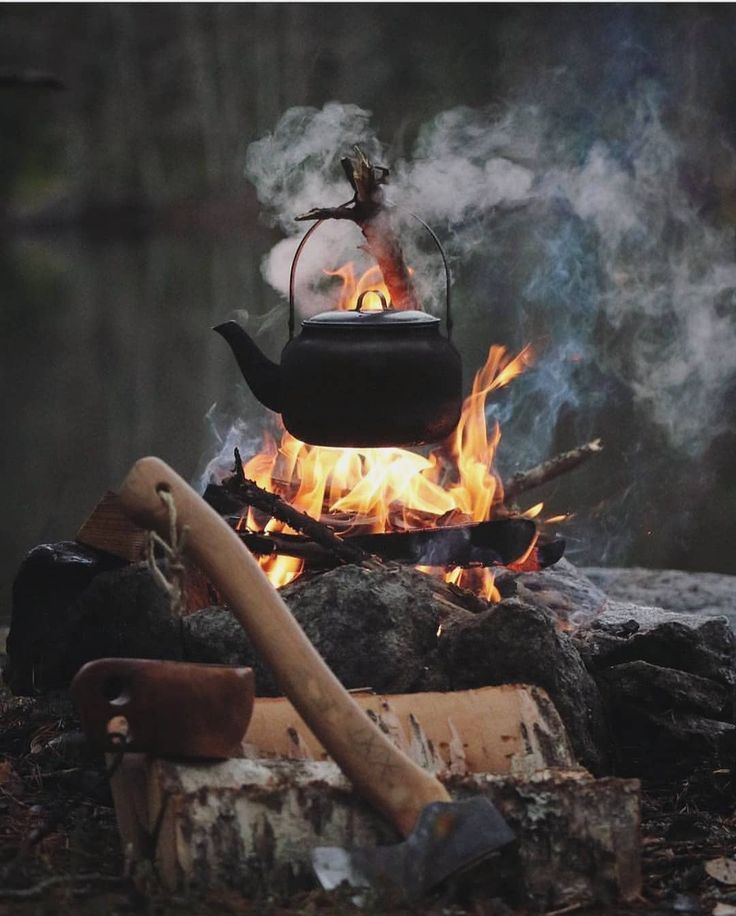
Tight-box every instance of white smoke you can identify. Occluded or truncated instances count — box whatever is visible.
[244,95,736,462]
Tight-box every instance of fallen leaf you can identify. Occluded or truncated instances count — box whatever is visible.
[0,758,23,794]
[706,857,736,885]
[713,904,736,916]
[0,759,15,785]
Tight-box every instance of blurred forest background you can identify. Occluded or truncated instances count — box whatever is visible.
[3,3,736,616]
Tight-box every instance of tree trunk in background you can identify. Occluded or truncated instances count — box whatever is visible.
[182,5,225,188]
[213,4,249,183]
[109,5,165,204]
[253,5,283,136]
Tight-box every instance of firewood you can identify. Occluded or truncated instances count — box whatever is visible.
[243,684,576,776]
[110,756,641,907]
[296,146,420,311]
[227,448,373,566]
[503,438,603,501]
[76,491,147,562]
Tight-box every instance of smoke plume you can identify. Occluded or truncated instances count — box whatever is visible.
[231,26,736,565]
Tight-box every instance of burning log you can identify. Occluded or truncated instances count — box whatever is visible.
[209,484,537,569]
[296,146,420,311]
[237,526,564,576]
[226,447,371,566]
[503,438,603,502]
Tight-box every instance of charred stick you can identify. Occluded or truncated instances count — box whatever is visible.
[503,439,603,501]
[237,518,535,568]
[296,146,420,311]
[228,449,369,566]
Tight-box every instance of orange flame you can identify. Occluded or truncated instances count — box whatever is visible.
[240,264,535,597]
[324,263,393,311]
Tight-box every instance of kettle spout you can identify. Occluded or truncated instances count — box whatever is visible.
[213,320,283,413]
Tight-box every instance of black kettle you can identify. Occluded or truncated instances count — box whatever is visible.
[214,217,462,448]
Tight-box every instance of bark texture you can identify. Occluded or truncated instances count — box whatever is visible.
[111,756,641,909]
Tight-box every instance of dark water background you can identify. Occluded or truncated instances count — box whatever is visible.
[3,4,736,617]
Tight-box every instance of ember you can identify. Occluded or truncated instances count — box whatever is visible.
[238,267,535,600]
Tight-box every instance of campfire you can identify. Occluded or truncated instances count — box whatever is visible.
[209,146,577,604]
[237,330,536,599]
[10,143,736,916]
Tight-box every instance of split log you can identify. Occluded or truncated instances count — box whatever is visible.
[110,757,641,908]
[503,438,603,501]
[296,146,420,311]
[77,491,147,562]
[244,684,576,777]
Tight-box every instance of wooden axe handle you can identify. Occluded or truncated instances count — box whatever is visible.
[117,457,450,836]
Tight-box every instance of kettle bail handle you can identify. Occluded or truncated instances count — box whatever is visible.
[355,290,389,312]
[288,211,453,340]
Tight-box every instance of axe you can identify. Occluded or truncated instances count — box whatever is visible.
[117,457,514,899]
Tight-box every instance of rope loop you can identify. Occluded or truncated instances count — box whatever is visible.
[145,489,189,617]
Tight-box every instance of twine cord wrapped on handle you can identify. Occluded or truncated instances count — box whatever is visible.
[145,488,188,617]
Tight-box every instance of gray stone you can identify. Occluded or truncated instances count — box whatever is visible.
[438,598,610,774]
[183,565,454,697]
[574,602,736,778]
[5,561,182,694]
[573,601,736,687]
[515,558,610,629]
[4,541,126,694]
[583,567,736,631]
[279,564,446,695]
[599,660,732,720]
[600,700,736,778]
[182,606,275,692]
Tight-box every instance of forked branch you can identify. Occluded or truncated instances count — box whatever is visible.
[296,146,420,311]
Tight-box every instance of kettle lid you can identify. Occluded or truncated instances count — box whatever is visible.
[303,308,440,328]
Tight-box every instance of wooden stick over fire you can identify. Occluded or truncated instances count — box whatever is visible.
[296,146,420,311]
[228,448,371,567]
[503,439,603,502]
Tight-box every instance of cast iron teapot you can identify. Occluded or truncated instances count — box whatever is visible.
[214,217,462,448]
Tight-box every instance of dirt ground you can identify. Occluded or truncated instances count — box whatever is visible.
[1,683,735,916]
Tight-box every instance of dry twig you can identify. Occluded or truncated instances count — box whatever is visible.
[0,873,125,899]
[503,439,603,501]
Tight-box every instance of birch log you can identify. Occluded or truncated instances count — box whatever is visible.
[111,758,641,908]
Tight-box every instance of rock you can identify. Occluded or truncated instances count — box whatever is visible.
[603,702,736,778]
[6,556,184,695]
[438,598,610,773]
[583,567,736,631]
[279,564,447,695]
[61,564,184,674]
[574,602,736,687]
[4,542,126,694]
[515,558,610,629]
[600,661,733,720]
[182,565,456,696]
[182,606,275,692]
[574,603,736,778]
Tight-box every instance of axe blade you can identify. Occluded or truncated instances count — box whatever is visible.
[312,797,514,901]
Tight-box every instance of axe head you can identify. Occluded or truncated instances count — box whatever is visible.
[312,797,514,901]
